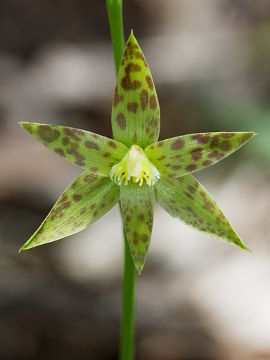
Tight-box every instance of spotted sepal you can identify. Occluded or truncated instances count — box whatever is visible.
[20,122,128,176]
[145,132,255,179]
[111,32,160,149]
[120,183,154,273]
[155,175,249,250]
[19,172,119,251]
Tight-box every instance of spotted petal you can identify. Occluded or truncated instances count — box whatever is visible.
[155,175,248,250]
[20,122,128,176]
[145,132,255,179]
[20,172,119,251]
[120,183,154,273]
[111,32,160,149]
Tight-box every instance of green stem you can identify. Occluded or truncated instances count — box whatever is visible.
[120,232,136,360]
[106,0,125,73]
[106,1,136,359]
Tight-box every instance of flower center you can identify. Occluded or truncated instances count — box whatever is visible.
[110,145,160,186]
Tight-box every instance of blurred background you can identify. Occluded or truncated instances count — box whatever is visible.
[0,0,269,359]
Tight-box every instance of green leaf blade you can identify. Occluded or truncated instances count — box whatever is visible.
[111,32,160,149]
[20,173,119,251]
[120,183,155,273]
[155,175,249,250]
[20,122,128,176]
[145,132,255,179]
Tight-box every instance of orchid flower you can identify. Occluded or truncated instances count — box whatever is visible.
[20,33,255,273]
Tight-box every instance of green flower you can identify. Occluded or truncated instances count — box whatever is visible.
[20,33,255,273]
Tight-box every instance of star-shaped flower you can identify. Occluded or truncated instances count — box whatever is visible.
[20,33,255,273]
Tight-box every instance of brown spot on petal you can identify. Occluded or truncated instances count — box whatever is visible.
[141,233,148,244]
[74,129,84,137]
[210,136,220,148]
[121,63,142,91]
[108,140,117,149]
[191,148,202,161]
[116,112,126,129]
[219,140,232,151]
[221,133,234,138]
[51,201,71,221]
[66,142,86,167]
[114,86,123,106]
[103,152,111,158]
[133,231,139,245]
[75,157,85,167]
[188,185,196,193]
[171,138,185,150]
[150,95,157,110]
[85,141,100,150]
[71,181,77,189]
[138,214,145,222]
[121,76,141,91]
[157,155,166,161]
[185,164,197,172]
[54,148,65,156]
[140,89,148,110]
[127,102,138,113]
[63,128,80,142]
[191,134,210,144]
[72,194,82,202]
[60,194,68,202]
[209,151,223,160]
[126,63,141,74]
[38,125,60,143]
[185,192,193,200]
[135,51,148,66]
[203,160,212,167]
[84,174,97,183]
[62,137,70,146]
[146,75,154,90]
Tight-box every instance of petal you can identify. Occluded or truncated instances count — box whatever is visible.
[111,32,160,149]
[120,183,154,273]
[155,175,249,250]
[20,122,128,176]
[20,173,119,251]
[145,132,255,179]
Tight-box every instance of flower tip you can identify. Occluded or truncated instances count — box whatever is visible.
[18,245,25,253]
[19,121,32,131]
[243,244,252,253]
[244,132,257,141]
[128,30,137,44]
[247,131,257,138]
[134,260,144,274]
[19,239,33,253]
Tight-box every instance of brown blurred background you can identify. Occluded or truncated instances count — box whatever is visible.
[0,0,270,359]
